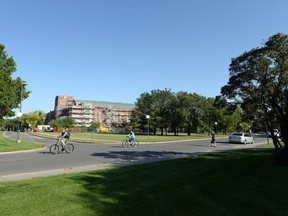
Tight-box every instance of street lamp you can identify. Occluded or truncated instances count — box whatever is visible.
[215,122,218,134]
[16,81,27,143]
[146,115,150,140]
[16,112,23,142]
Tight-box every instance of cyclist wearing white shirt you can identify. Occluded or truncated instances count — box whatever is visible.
[128,130,135,145]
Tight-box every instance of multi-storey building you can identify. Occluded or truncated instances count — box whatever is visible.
[52,96,135,128]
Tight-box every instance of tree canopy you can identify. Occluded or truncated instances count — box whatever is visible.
[219,33,288,164]
[49,117,75,129]
[131,89,242,136]
[0,44,30,119]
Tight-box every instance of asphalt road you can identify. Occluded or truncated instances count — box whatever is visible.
[0,132,269,182]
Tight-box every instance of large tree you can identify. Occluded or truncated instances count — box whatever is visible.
[131,89,175,135]
[0,44,30,118]
[219,33,288,164]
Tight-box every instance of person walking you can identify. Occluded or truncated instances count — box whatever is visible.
[210,132,216,147]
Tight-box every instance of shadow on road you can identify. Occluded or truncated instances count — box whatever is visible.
[92,150,199,161]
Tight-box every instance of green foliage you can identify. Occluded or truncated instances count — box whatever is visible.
[48,117,75,129]
[0,44,30,119]
[61,117,75,128]
[1,118,18,130]
[220,33,288,161]
[132,89,242,135]
[32,110,47,124]
[22,113,42,129]
[90,121,100,129]
[221,33,288,129]
[49,118,62,128]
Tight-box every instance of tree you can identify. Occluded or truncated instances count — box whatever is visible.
[22,113,41,130]
[175,92,205,135]
[220,33,288,164]
[33,110,47,124]
[20,111,49,131]
[131,89,175,135]
[151,89,175,135]
[61,117,75,128]
[0,44,30,119]
[49,119,63,129]
[90,121,100,131]
[48,117,75,129]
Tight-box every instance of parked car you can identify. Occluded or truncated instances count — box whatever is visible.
[267,129,281,138]
[229,132,254,144]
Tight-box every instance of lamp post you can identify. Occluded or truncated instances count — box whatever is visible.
[16,112,23,142]
[215,122,218,134]
[16,81,27,143]
[146,115,150,140]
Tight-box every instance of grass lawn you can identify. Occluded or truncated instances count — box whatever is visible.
[0,148,287,216]
[0,132,44,153]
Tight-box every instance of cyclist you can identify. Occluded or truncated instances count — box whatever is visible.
[57,128,70,150]
[127,130,135,146]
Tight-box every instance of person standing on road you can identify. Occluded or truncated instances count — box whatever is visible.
[210,131,216,147]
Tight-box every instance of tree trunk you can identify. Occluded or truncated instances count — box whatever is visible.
[187,123,191,136]
[272,135,288,166]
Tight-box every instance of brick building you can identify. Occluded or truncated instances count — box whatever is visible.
[50,95,135,129]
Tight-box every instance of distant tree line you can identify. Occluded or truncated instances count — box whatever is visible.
[129,89,247,135]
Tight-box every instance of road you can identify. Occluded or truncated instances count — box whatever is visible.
[0,132,269,182]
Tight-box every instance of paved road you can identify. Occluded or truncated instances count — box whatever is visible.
[0,132,269,182]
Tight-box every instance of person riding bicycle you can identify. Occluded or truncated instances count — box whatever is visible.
[57,128,70,150]
[127,130,135,145]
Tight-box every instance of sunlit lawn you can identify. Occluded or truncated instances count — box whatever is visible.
[0,149,287,216]
[0,132,44,152]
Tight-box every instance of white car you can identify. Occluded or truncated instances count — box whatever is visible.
[229,132,254,144]
[267,129,281,138]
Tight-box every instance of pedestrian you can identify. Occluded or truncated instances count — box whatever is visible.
[210,132,216,147]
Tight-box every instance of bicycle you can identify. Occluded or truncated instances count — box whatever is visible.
[122,138,139,148]
[50,138,75,154]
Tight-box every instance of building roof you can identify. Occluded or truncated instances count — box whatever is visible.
[76,99,135,110]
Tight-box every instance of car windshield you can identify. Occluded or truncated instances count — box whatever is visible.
[232,133,243,136]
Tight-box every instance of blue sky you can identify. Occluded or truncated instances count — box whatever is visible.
[1,0,288,114]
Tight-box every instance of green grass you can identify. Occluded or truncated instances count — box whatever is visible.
[0,132,44,152]
[0,149,287,216]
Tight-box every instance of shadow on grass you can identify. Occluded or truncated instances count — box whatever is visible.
[66,149,288,216]
[91,150,198,161]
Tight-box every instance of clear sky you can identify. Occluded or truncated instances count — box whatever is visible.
[1,0,288,114]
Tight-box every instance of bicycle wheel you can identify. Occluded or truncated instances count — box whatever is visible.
[122,140,129,148]
[132,140,139,148]
[65,143,74,153]
[50,144,59,154]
